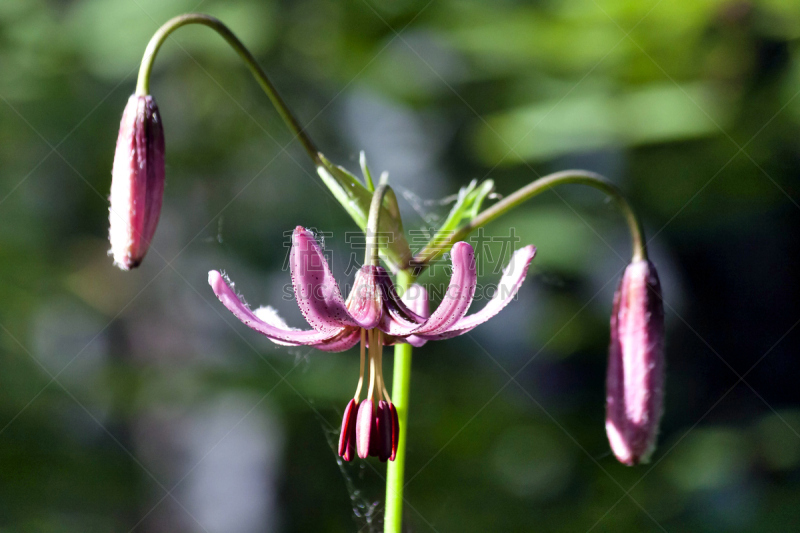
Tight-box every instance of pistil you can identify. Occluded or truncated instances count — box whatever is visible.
[357,334,378,458]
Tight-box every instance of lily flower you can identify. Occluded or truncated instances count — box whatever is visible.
[208,226,536,460]
[209,226,536,350]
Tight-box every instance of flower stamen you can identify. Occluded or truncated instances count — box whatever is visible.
[367,329,378,402]
[377,332,391,403]
[354,328,366,401]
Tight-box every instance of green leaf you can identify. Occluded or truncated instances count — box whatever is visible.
[467,179,495,219]
[359,151,375,192]
[426,178,496,251]
[317,153,370,227]
[317,153,413,273]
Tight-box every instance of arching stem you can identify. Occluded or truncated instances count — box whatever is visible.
[135,13,320,164]
[364,184,392,267]
[413,170,647,270]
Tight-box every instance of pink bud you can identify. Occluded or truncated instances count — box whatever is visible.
[108,94,165,270]
[606,260,665,466]
[338,399,358,462]
[356,399,376,459]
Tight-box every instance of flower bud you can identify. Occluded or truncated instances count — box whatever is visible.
[108,94,165,270]
[356,399,376,459]
[605,260,665,466]
[338,399,358,462]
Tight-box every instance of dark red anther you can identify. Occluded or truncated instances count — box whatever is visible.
[369,414,380,458]
[356,399,376,459]
[338,399,358,462]
[389,402,399,461]
[376,401,393,462]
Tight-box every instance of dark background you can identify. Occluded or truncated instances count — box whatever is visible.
[1,0,799,531]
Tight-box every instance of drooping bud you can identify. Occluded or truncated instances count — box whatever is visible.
[376,401,393,462]
[338,399,359,462]
[389,402,399,461]
[356,399,376,459]
[605,260,665,466]
[108,94,165,270]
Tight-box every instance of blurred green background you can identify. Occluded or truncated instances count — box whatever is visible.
[2,0,800,531]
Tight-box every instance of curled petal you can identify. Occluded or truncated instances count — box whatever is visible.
[412,242,477,335]
[403,283,430,319]
[378,267,428,324]
[252,306,305,347]
[209,270,342,345]
[313,327,362,353]
[345,266,383,329]
[253,307,358,351]
[400,284,430,347]
[415,245,536,340]
[377,271,427,337]
[405,335,429,348]
[290,227,368,331]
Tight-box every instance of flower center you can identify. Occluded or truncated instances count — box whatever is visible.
[338,327,398,462]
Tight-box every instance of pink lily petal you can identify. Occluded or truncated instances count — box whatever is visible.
[251,306,359,352]
[401,284,430,347]
[415,245,536,340]
[209,270,342,345]
[376,270,426,337]
[290,227,380,331]
[252,306,307,347]
[405,334,429,348]
[403,283,430,319]
[411,241,477,335]
[345,266,383,329]
[312,327,362,353]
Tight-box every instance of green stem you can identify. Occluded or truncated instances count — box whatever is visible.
[365,184,392,266]
[413,170,647,270]
[135,13,320,164]
[385,269,414,533]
